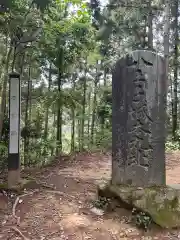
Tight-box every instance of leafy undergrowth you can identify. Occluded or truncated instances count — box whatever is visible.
[0,152,180,239]
[93,197,152,231]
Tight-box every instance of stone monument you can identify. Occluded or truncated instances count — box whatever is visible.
[99,51,180,229]
[112,50,166,186]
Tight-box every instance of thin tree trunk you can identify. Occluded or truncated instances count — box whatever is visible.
[71,108,75,152]
[164,0,170,84]
[147,0,153,49]
[104,68,107,86]
[91,67,99,145]
[51,113,56,156]
[81,69,87,151]
[56,69,62,155]
[172,0,178,140]
[0,33,8,96]
[162,0,170,185]
[29,76,32,121]
[11,46,17,72]
[170,74,173,129]
[44,63,52,140]
[142,17,147,48]
[71,76,76,152]
[0,47,12,140]
[78,118,81,151]
[87,90,91,147]
[24,65,31,166]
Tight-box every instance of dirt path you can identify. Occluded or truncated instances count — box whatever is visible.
[166,151,180,184]
[1,151,180,239]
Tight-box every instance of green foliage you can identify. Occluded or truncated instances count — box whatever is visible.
[0,142,8,169]
[21,138,57,167]
[165,141,180,151]
[21,123,41,139]
[95,129,111,150]
[1,115,9,143]
[93,196,111,210]
[132,208,152,231]
[0,0,51,13]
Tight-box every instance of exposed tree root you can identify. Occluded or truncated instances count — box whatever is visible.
[11,226,30,240]
[12,190,39,225]
[25,175,56,190]
[38,172,54,179]
[39,182,56,189]
[45,189,76,199]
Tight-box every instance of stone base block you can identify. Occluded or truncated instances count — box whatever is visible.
[98,181,180,229]
[1,178,40,194]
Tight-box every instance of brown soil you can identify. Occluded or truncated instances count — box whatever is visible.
[1,151,180,240]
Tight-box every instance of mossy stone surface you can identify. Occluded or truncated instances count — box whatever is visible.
[14,178,40,191]
[0,182,8,189]
[98,182,180,228]
[0,178,39,193]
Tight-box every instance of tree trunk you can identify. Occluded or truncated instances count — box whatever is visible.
[24,65,31,166]
[78,117,81,151]
[56,69,62,155]
[71,108,75,152]
[104,68,107,86]
[147,0,153,49]
[172,0,178,140]
[80,70,87,151]
[141,17,147,48]
[91,69,99,145]
[0,34,9,98]
[87,90,91,147]
[51,113,56,156]
[0,47,12,140]
[44,63,52,141]
[71,76,76,152]
[162,0,170,185]
[29,76,32,122]
[163,0,170,84]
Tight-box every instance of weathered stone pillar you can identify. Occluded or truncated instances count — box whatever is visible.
[112,50,166,186]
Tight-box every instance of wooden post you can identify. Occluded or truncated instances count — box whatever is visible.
[8,72,21,188]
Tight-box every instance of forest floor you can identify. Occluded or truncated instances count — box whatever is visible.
[1,151,180,239]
